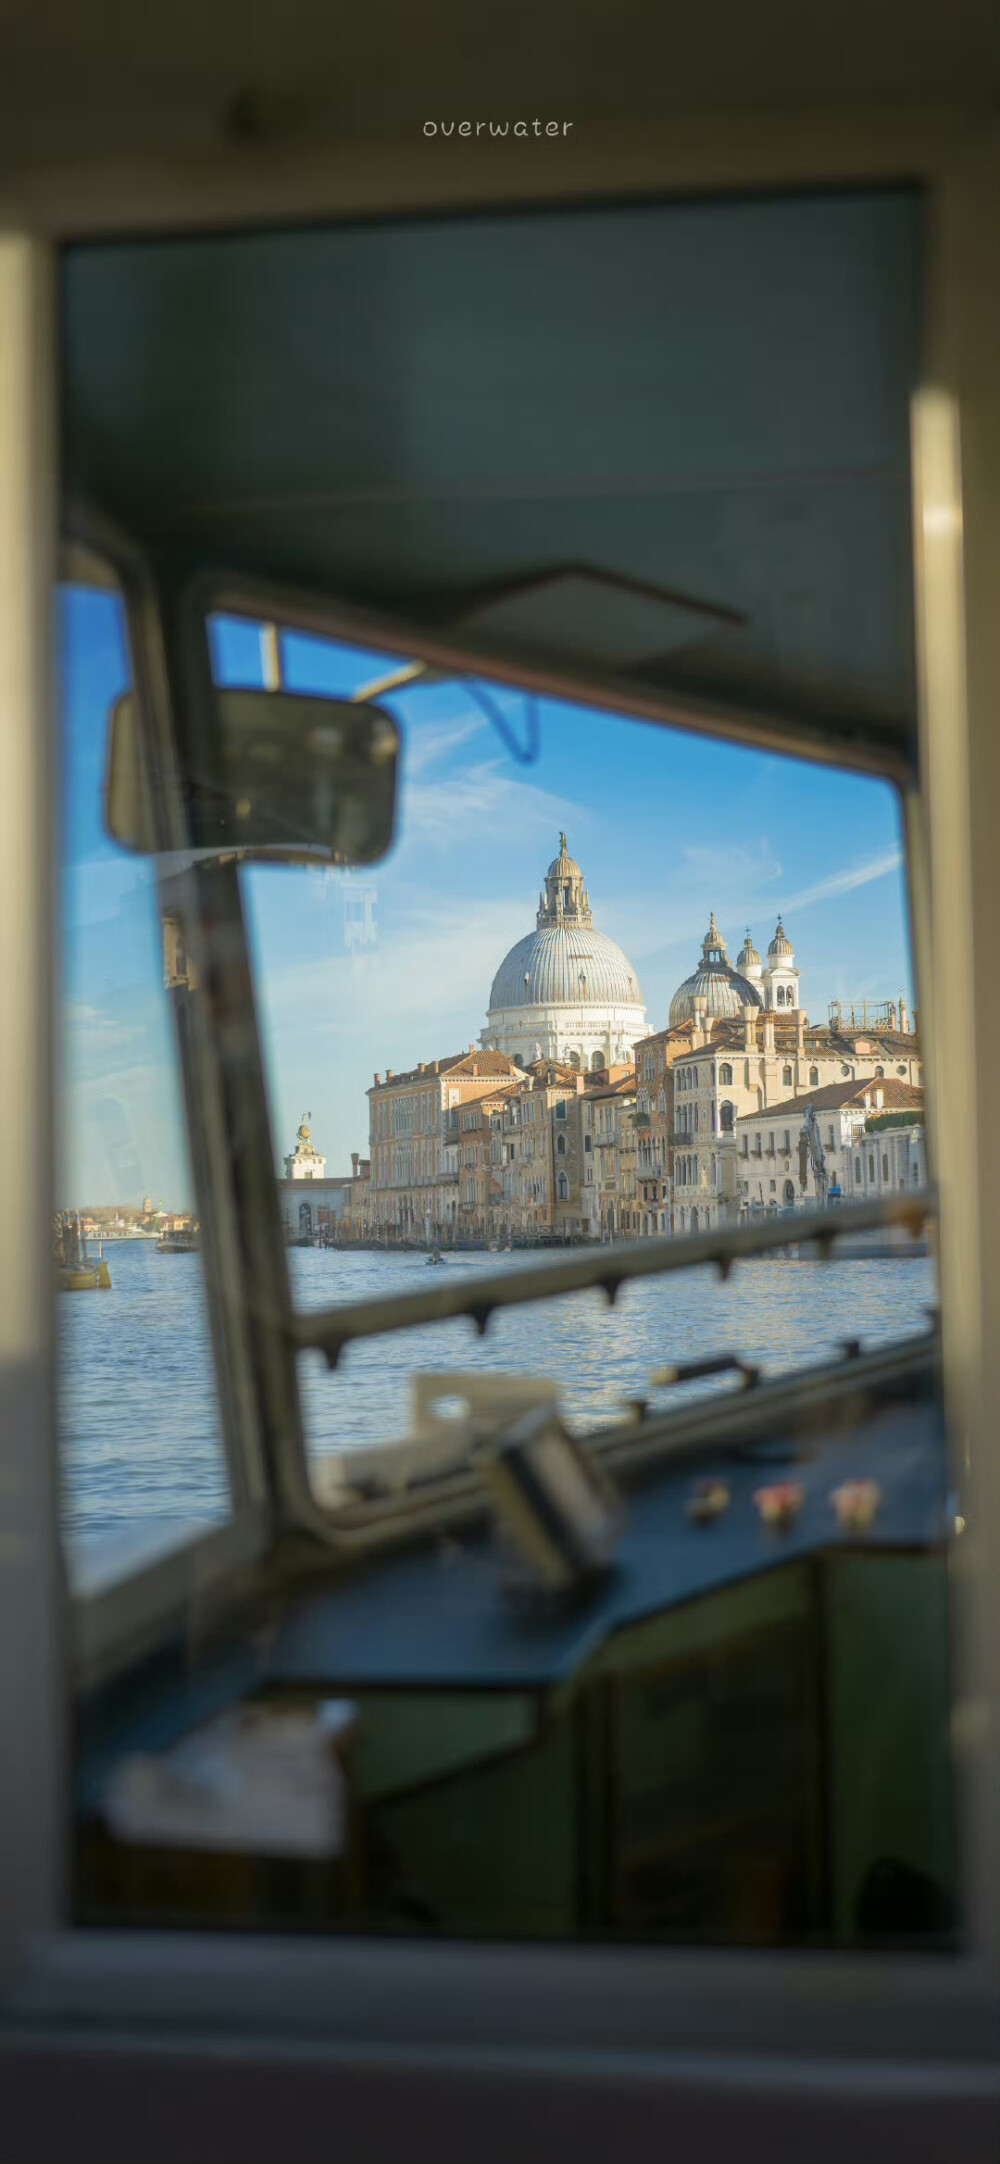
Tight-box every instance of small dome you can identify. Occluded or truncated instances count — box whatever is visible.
[297,1120,311,1143]
[768,918,793,959]
[737,927,761,968]
[669,914,762,1028]
[669,964,762,1029]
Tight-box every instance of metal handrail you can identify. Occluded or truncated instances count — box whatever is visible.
[289,1189,935,1368]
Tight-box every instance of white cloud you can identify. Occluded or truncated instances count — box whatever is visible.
[782,848,903,913]
[404,712,487,776]
[401,759,587,853]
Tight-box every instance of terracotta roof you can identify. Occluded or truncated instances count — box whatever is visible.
[449,1050,521,1076]
[369,1049,519,1089]
[587,1076,638,1101]
[738,1079,923,1122]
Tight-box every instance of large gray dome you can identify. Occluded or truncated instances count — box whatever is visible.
[668,911,763,1028]
[490,924,643,1012]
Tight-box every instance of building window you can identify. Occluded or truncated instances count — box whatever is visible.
[784,1180,795,1205]
[556,1133,567,1156]
[841,1064,852,1077]
[875,1065,885,1078]
[584,1134,592,1152]
[720,1101,734,1134]
[569,1050,580,1071]
[719,1064,733,1086]
[868,1154,876,1182]
[555,1099,567,1121]
[591,1050,605,1071]
[557,1172,568,1201]
[783,1130,791,1153]
[782,1065,793,1086]
[882,1152,890,1181]
[753,1136,762,1157]
[299,1201,313,1234]
[809,1066,819,1086]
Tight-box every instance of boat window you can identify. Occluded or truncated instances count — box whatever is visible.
[58,581,229,1592]
[196,614,938,1504]
[58,193,955,1966]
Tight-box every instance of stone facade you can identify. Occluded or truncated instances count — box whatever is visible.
[367,1048,521,1239]
[736,1080,925,1214]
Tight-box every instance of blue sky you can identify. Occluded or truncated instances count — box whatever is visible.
[61,588,912,1206]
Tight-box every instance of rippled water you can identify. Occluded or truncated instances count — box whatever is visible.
[60,1241,936,1582]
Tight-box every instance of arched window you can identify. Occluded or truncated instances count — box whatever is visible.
[784,1179,795,1206]
[809,1066,819,1086]
[556,1133,567,1156]
[719,1064,733,1086]
[720,1101,734,1133]
[569,1050,580,1071]
[775,985,784,1006]
[691,1207,699,1231]
[299,1201,313,1234]
[591,1049,605,1071]
[782,1064,793,1086]
[557,1172,568,1201]
[874,1065,884,1078]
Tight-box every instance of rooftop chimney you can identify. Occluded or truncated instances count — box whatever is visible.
[351,1152,359,1175]
[386,1069,393,1080]
[743,1004,756,1052]
[373,1072,381,1086]
[418,1062,425,1073]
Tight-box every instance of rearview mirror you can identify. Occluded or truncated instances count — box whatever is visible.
[106,687,400,866]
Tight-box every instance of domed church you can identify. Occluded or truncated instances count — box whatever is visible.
[482,835,648,1072]
[668,914,800,1028]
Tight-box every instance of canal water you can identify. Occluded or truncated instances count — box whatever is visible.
[59,1240,937,1586]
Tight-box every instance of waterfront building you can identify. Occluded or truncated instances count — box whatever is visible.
[283,1117,326,1181]
[496,1062,584,1239]
[482,835,649,1073]
[276,1117,355,1239]
[457,1085,523,1234]
[736,1080,924,1215]
[583,1073,639,1240]
[663,915,921,1234]
[367,1047,521,1240]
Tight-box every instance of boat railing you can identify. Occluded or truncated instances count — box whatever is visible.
[289,1189,936,1369]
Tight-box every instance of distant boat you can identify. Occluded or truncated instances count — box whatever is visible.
[156,1229,200,1253]
[426,1249,447,1267]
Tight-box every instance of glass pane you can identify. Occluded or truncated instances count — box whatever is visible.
[211,619,931,1475]
[58,584,229,1591]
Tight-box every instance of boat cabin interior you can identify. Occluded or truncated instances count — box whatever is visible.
[2,5,1000,2159]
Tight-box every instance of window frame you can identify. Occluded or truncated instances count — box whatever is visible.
[3,137,1000,2116]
